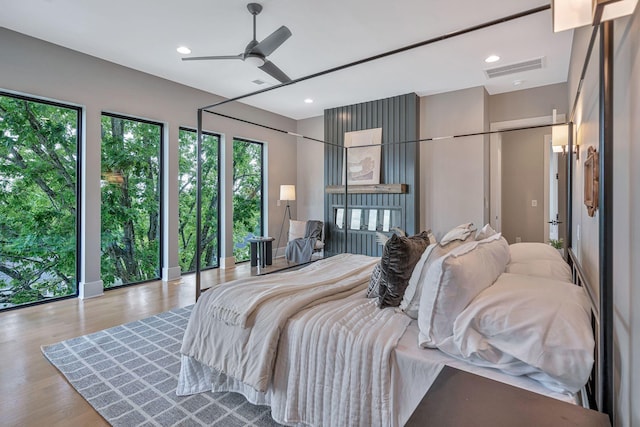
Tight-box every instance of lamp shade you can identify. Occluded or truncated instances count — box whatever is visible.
[280,184,296,201]
[552,124,569,153]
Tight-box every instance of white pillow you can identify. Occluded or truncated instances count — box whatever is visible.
[505,259,572,283]
[401,236,477,319]
[288,220,306,241]
[417,233,510,348]
[400,244,436,315]
[444,273,594,393]
[475,223,497,240]
[509,242,563,262]
[439,223,476,246]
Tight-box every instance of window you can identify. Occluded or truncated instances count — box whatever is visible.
[0,92,80,309]
[100,113,162,288]
[233,138,264,262]
[178,128,220,273]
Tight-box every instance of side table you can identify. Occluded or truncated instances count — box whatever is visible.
[248,236,275,268]
[405,366,610,427]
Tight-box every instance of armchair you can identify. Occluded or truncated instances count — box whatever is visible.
[285,219,324,263]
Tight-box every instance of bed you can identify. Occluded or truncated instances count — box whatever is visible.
[177,225,595,427]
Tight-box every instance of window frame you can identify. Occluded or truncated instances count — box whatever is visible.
[0,90,82,310]
[100,111,164,289]
[232,137,265,263]
[178,126,221,272]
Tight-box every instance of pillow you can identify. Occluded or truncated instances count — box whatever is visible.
[417,233,510,348]
[400,235,475,319]
[377,231,431,308]
[509,242,563,262]
[475,223,497,240]
[505,259,572,283]
[440,223,476,246]
[288,220,307,241]
[443,273,594,393]
[366,262,384,298]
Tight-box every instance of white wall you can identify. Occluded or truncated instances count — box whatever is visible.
[0,28,298,293]
[295,116,325,222]
[568,9,640,426]
[419,87,488,238]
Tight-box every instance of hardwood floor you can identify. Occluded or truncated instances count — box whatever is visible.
[0,263,258,427]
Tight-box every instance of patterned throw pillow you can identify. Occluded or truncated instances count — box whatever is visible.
[366,262,384,298]
[377,231,431,308]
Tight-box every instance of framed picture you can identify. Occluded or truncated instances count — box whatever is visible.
[584,146,598,217]
[343,128,382,185]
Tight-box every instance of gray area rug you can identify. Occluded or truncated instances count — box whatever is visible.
[41,305,283,427]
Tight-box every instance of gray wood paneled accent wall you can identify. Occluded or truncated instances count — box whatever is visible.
[324,93,420,257]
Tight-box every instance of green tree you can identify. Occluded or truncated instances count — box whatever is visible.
[0,95,78,308]
[100,115,160,287]
[233,139,263,262]
[178,129,219,273]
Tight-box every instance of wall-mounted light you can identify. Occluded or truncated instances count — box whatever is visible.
[552,124,569,153]
[552,108,569,154]
[553,0,639,32]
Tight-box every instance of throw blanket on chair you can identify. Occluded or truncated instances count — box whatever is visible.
[285,220,323,263]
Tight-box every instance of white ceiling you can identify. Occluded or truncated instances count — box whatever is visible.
[0,0,573,120]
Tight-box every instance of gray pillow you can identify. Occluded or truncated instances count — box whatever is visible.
[377,231,431,308]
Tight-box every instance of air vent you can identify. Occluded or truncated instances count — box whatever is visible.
[484,57,544,79]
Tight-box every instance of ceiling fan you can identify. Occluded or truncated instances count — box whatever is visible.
[182,3,292,83]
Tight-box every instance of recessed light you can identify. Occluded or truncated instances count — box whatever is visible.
[304,98,314,104]
[513,79,525,86]
[176,46,191,55]
[485,55,500,63]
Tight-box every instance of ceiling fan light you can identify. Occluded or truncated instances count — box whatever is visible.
[245,55,265,67]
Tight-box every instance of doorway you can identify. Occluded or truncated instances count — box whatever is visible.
[490,115,566,245]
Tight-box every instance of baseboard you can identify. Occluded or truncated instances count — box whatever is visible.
[220,256,236,269]
[162,266,181,282]
[273,246,287,259]
[79,280,104,299]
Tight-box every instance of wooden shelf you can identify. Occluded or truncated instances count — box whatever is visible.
[325,184,407,194]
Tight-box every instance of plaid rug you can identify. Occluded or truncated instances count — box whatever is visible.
[41,305,282,427]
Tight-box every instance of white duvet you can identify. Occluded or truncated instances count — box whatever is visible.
[178,253,412,426]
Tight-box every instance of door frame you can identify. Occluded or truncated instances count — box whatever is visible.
[489,114,564,234]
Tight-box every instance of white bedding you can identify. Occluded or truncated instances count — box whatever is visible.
[177,248,586,427]
[179,253,379,393]
[178,255,412,426]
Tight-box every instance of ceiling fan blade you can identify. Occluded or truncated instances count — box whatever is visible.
[253,25,292,57]
[182,54,243,61]
[259,60,291,83]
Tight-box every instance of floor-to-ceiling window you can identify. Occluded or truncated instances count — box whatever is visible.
[232,138,264,262]
[0,92,80,309]
[100,113,162,288]
[178,128,220,273]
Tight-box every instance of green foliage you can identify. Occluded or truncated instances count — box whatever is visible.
[100,115,161,287]
[0,95,262,307]
[178,129,219,273]
[549,238,563,249]
[232,140,263,262]
[0,94,78,308]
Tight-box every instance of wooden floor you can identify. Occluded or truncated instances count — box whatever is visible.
[0,262,261,427]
